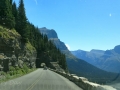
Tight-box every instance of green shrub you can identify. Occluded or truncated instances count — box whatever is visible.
[15,66,20,71]
[9,66,15,71]
[1,71,6,75]
[17,69,23,75]
[9,71,13,76]
[13,71,17,75]
[21,69,26,74]
[23,64,29,73]
[5,74,10,79]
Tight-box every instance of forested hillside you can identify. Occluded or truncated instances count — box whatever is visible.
[0,0,67,70]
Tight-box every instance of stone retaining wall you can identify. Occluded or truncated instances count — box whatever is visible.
[49,69,116,90]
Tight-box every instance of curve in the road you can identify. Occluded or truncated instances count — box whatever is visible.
[0,69,83,90]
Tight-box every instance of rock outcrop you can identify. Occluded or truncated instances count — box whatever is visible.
[40,27,58,39]
[0,26,36,72]
[39,27,68,50]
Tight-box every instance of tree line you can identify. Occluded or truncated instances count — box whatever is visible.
[0,0,67,70]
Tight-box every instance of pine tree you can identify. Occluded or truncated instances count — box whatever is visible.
[12,1,18,30]
[0,0,5,25]
[17,0,28,42]
[0,0,15,29]
[10,0,13,5]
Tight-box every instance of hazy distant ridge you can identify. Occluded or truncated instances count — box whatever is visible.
[71,46,120,73]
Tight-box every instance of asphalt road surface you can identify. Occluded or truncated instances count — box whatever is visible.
[108,82,120,90]
[0,69,83,90]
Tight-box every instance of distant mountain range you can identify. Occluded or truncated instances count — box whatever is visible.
[71,46,120,73]
[39,27,119,83]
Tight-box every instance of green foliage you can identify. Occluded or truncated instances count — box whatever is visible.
[9,71,13,76]
[17,69,23,74]
[21,69,26,74]
[9,66,16,76]
[5,74,10,79]
[0,26,20,43]
[0,67,36,83]
[1,71,6,75]
[0,0,15,29]
[15,66,20,71]
[21,12,67,70]
[0,0,67,70]
[9,66,15,71]
[10,0,13,5]
[26,41,36,53]
[23,64,29,73]
[16,0,28,41]
[12,1,18,30]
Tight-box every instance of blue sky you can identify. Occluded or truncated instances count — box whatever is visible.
[14,0,120,51]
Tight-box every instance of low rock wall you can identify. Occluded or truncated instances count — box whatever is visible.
[49,69,116,90]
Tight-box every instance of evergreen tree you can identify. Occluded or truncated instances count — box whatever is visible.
[17,0,28,42]
[10,0,13,5]
[0,0,5,24]
[0,0,15,29]
[12,1,18,30]
[0,0,67,70]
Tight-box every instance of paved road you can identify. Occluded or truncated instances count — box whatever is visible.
[0,69,83,90]
[108,82,120,90]
[110,83,120,90]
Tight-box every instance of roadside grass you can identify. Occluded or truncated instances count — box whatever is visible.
[0,65,37,83]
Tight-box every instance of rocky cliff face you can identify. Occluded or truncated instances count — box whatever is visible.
[39,27,68,50]
[0,26,36,72]
[40,27,58,39]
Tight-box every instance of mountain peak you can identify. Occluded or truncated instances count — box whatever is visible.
[90,49,105,53]
[39,27,58,39]
[39,27,68,50]
[114,45,120,54]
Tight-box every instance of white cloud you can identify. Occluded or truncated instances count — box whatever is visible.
[34,0,38,5]
[65,44,70,50]
[109,13,112,17]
